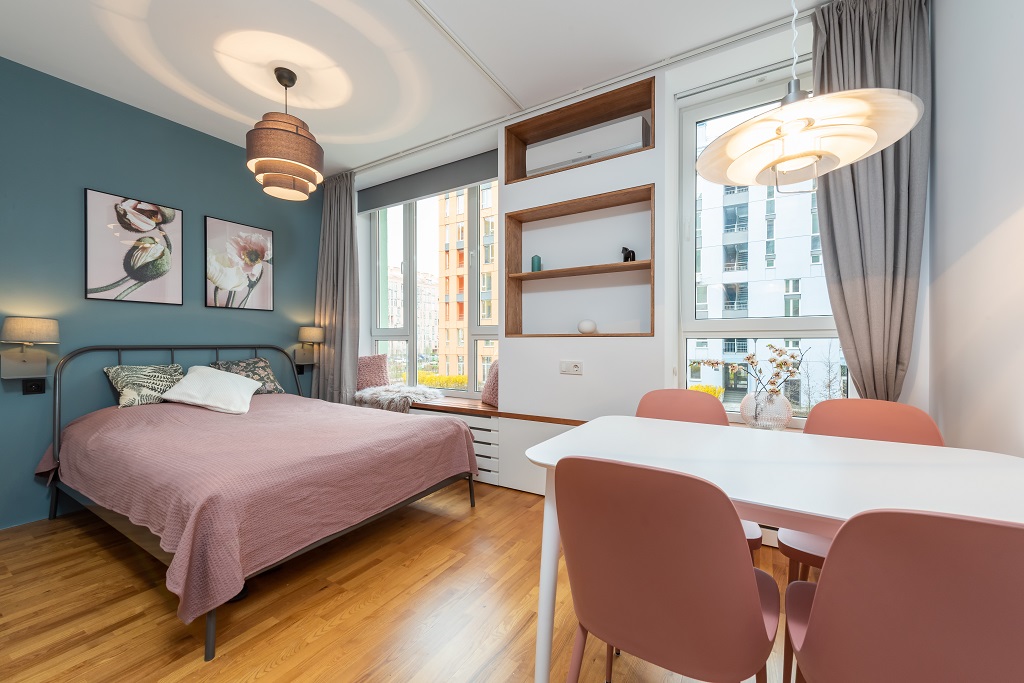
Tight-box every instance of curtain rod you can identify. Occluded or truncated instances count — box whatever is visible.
[351,9,816,176]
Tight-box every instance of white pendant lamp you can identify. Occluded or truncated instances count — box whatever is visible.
[696,2,923,188]
[246,67,325,201]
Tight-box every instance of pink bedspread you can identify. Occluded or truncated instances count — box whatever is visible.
[36,394,476,624]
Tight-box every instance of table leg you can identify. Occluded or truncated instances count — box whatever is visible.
[534,468,560,683]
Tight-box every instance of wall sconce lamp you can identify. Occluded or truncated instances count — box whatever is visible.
[294,326,324,373]
[0,316,60,394]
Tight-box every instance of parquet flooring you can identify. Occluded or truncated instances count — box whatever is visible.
[0,483,804,682]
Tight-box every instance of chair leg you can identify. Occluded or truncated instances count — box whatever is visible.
[795,667,807,683]
[756,663,768,683]
[783,558,799,683]
[566,624,588,683]
[605,642,614,682]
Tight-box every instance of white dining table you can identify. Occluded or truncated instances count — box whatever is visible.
[525,415,1024,683]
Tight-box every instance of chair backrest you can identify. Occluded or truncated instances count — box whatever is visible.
[635,388,729,426]
[555,457,777,681]
[803,398,944,446]
[797,510,1024,683]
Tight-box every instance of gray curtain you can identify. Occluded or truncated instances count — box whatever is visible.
[312,172,359,404]
[813,0,931,401]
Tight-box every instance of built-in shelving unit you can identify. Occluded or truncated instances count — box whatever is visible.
[505,184,654,337]
[507,259,652,282]
[504,77,655,184]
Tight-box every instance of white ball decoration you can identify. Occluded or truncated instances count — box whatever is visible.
[578,319,597,335]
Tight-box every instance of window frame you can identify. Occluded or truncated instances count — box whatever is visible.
[678,74,838,419]
[369,181,499,397]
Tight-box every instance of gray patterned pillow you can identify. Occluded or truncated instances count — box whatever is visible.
[103,363,184,408]
[209,357,285,394]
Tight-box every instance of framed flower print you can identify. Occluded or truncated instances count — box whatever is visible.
[205,217,274,311]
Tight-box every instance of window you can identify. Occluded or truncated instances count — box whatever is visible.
[680,76,839,417]
[475,339,500,391]
[785,278,801,317]
[810,194,822,264]
[723,243,748,271]
[723,338,748,354]
[370,181,499,395]
[723,283,748,311]
[690,362,701,380]
[723,204,749,233]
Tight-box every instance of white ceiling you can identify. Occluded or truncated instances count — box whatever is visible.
[0,0,818,178]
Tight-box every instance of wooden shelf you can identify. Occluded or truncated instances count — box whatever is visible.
[505,78,655,184]
[505,184,655,337]
[509,259,651,281]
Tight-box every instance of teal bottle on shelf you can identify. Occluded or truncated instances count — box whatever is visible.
[531,255,542,272]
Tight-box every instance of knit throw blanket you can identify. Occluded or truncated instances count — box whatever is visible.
[354,384,444,413]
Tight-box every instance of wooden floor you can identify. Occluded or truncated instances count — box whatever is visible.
[0,483,806,682]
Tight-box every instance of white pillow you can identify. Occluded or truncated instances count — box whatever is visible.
[161,366,261,414]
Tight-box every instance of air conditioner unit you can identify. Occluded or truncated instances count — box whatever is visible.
[525,114,651,176]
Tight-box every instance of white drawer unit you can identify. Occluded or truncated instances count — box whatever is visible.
[410,409,500,486]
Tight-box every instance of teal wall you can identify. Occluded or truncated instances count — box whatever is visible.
[0,57,324,529]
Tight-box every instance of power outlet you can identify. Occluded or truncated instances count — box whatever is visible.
[22,379,45,395]
[559,360,583,376]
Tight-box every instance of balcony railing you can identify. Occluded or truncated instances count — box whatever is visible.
[723,259,749,272]
[723,299,749,311]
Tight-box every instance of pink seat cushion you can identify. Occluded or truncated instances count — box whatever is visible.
[777,528,832,569]
[357,354,390,390]
[481,359,499,408]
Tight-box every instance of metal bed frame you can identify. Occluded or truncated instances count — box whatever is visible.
[48,345,475,661]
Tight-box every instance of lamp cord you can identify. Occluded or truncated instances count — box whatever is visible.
[284,86,289,115]
[790,0,799,80]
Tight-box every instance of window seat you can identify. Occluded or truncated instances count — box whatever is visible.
[410,397,585,426]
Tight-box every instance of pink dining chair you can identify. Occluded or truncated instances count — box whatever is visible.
[779,397,944,683]
[636,389,764,558]
[557,457,779,683]
[787,509,1024,683]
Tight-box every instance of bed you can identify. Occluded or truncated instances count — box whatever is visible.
[37,345,477,660]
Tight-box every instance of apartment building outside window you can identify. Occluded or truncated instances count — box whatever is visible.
[371,181,499,396]
[681,78,849,417]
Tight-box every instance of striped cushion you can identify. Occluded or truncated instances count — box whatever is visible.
[103,363,184,408]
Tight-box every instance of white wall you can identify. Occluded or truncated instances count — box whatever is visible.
[931,0,1024,456]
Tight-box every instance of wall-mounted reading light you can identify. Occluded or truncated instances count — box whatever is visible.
[0,316,60,394]
[294,326,324,372]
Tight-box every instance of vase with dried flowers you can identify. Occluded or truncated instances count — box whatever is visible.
[693,344,804,430]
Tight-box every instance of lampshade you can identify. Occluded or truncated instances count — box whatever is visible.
[696,80,923,187]
[298,326,325,343]
[0,317,59,344]
[245,68,324,202]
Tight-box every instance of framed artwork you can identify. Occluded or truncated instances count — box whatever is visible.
[205,217,274,310]
[85,189,183,305]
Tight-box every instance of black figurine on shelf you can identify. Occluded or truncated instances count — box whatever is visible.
[622,247,636,262]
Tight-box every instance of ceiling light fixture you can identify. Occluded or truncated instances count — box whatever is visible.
[246,67,325,201]
[696,0,923,188]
